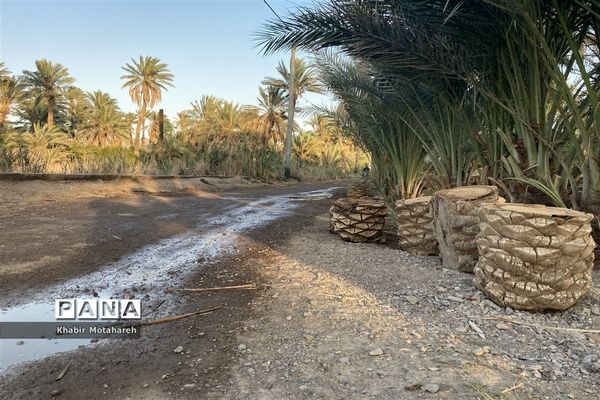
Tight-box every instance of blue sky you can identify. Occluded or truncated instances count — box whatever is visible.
[0,0,328,120]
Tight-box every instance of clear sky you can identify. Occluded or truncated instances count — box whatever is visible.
[0,0,327,120]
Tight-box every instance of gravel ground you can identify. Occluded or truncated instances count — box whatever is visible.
[214,213,599,399]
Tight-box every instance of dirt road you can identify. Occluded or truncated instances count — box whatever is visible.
[1,178,599,399]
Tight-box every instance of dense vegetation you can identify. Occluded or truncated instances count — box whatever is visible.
[0,56,366,180]
[257,0,600,216]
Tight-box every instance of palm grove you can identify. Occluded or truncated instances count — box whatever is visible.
[0,56,366,178]
[257,0,600,216]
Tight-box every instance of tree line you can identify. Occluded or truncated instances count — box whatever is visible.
[0,56,366,178]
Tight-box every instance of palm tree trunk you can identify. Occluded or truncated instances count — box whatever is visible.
[134,107,146,155]
[284,47,296,179]
[47,95,55,128]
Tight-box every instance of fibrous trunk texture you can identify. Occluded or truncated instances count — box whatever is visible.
[431,186,503,272]
[395,196,438,256]
[475,203,595,311]
[347,181,368,198]
[330,198,387,243]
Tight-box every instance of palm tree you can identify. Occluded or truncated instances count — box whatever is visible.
[263,54,322,177]
[81,91,129,146]
[251,85,288,144]
[188,95,223,132]
[63,87,88,138]
[22,59,74,128]
[120,55,174,154]
[0,62,10,80]
[262,55,322,108]
[216,101,244,136]
[0,65,23,128]
[256,0,600,204]
[21,123,71,173]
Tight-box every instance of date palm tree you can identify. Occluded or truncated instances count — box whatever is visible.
[251,85,288,145]
[81,91,129,146]
[262,55,322,108]
[64,87,88,138]
[256,0,600,206]
[0,65,23,128]
[22,59,74,128]
[263,54,322,176]
[121,56,174,154]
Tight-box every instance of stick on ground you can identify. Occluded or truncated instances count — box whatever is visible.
[55,361,72,381]
[174,284,257,292]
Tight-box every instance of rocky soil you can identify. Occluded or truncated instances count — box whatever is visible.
[213,214,599,399]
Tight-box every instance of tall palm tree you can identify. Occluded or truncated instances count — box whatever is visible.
[22,59,74,128]
[120,55,174,154]
[251,85,288,144]
[262,55,322,109]
[263,54,322,176]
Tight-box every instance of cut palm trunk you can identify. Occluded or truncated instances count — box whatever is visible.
[329,198,387,243]
[475,203,595,311]
[346,181,368,198]
[395,196,438,256]
[431,186,504,272]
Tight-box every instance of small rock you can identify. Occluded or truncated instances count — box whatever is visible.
[582,354,598,365]
[456,326,468,334]
[589,334,600,344]
[183,383,195,389]
[303,334,314,342]
[473,347,490,356]
[15,341,24,346]
[404,383,422,391]
[495,322,511,330]
[50,389,61,397]
[369,348,384,356]
[161,374,168,379]
[238,344,247,351]
[505,307,514,315]
[591,305,600,316]
[447,295,464,303]
[103,384,109,389]
[142,384,148,388]
[174,346,184,353]
[423,383,440,393]
[286,315,292,321]
[339,357,350,364]
[405,295,419,305]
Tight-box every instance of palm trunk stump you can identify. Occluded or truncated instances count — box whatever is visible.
[475,203,595,311]
[431,186,504,272]
[330,198,387,243]
[395,196,438,255]
[347,181,368,198]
